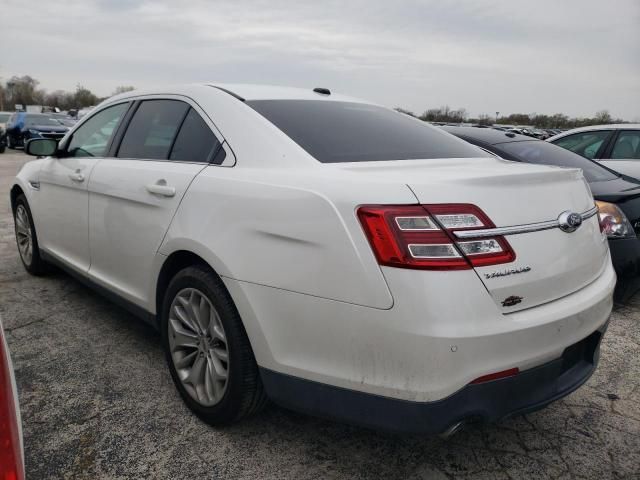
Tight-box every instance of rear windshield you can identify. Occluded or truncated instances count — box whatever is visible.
[248,100,488,163]
[25,114,62,127]
[498,140,617,183]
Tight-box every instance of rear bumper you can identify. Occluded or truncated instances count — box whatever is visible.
[261,323,607,434]
[226,259,614,405]
[609,236,640,301]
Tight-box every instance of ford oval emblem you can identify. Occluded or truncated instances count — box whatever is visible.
[558,210,583,233]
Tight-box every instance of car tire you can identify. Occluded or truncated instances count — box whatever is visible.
[161,265,268,426]
[13,194,48,275]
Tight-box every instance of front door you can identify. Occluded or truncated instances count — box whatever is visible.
[37,102,130,272]
[87,99,222,307]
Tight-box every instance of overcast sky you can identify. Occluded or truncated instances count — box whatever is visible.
[2,0,639,120]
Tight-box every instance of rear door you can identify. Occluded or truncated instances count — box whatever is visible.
[36,102,130,272]
[87,97,226,307]
[598,130,640,179]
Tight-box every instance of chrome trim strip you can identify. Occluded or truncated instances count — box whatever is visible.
[581,205,598,220]
[454,205,598,239]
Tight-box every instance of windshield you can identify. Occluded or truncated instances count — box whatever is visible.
[0,113,10,123]
[248,100,488,163]
[25,114,63,127]
[498,140,617,182]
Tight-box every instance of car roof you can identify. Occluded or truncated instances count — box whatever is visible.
[441,126,534,145]
[107,83,371,105]
[208,83,370,103]
[547,124,640,141]
[556,124,640,134]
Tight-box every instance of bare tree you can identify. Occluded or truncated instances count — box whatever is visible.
[594,110,613,124]
[112,85,135,96]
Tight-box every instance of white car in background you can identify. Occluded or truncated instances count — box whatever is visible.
[549,124,640,178]
[11,84,614,434]
[0,317,24,480]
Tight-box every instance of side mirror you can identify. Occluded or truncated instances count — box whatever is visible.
[25,138,58,157]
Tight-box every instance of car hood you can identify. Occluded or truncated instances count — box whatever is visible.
[590,176,640,203]
[25,125,68,132]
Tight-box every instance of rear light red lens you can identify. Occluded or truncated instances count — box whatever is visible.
[0,329,24,480]
[357,206,469,270]
[357,204,515,270]
[470,367,520,384]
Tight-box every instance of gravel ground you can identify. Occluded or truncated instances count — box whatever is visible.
[0,150,639,480]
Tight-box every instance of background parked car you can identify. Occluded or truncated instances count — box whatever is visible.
[0,317,25,480]
[49,113,78,128]
[5,112,69,149]
[443,125,640,301]
[0,112,11,153]
[549,125,640,179]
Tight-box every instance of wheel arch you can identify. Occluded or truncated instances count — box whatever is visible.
[155,250,213,316]
[154,247,274,368]
[10,184,25,214]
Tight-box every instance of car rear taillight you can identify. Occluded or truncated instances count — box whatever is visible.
[0,329,24,480]
[357,204,515,270]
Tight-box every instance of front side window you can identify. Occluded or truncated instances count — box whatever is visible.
[248,100,487,163]
[552,130,611,159]
[67,103,129,158]
[169,108,221,163]
[611,131,640,159]
[118,100,189,160]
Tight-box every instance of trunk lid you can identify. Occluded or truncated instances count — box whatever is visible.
[340,158,609,312]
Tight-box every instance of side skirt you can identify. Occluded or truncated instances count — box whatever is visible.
[41,250,158,329]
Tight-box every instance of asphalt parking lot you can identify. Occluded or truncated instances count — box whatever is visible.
[0,150,639,480]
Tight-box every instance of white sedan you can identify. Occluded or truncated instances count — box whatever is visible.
[549,124,640,178]
[11,84,614,434]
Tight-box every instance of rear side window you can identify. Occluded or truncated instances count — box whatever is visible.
[170,108,221,163]
[497,140,617,183]
[118,100,189,160]
[248,100,487,163]
[611,131,640,159]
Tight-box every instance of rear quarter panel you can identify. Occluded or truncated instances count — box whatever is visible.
[158,165,419,310]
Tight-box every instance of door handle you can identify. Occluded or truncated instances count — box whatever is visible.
[69,170,85,183]
[146,180,176,197]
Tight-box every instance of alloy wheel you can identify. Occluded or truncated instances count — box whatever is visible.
[168,288,229,407]
[15,205,33,265]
